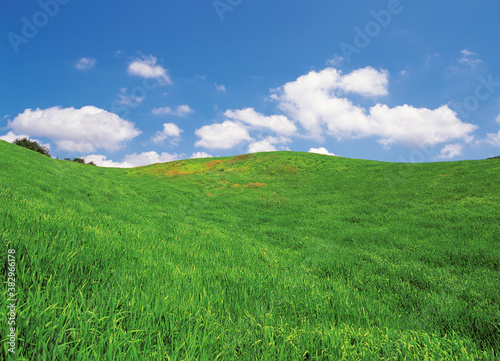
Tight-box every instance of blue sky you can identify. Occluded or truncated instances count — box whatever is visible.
[2,0,500,166]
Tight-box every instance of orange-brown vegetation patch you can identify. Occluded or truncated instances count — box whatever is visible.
[164,169,189,176]
[244,182,268,188]
[226,154,254,165]
[205,160,223,168]
[234,154,253,161]
[230,184,240,188]
[206,192,214,197]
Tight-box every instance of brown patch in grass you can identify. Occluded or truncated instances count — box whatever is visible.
[206,192,214,197]
[164,169,189,176]
[230,184,241,188]
[244,182,268,188]
[226,154,254,165]
[234,154,253,161]
[205,160,223,168]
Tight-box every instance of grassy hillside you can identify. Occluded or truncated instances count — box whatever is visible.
[1,139,499,360]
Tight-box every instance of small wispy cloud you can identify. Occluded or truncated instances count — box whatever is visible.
[215,83,226,92]
[128,55,171,84]
[76,57,97,70]
[117,88,145,107]
[458,49,482,69]
[438,143,463,159]
[152,105,194,117]
[485,131,500,147]
[326,55,344,66]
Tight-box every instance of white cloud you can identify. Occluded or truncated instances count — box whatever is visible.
[248,140,277,153]
[127,55,171,84]
[368,104,477,148]
[123,151,179,167]
[458,49,482,69]
[0,131,29,143]
[191,152,213,159]
[215,83,226,92]
[7,106,141,152]
[339,67,389,96]
[76,57,97,70]
[83,151,180,168]
[272,66,476,146]
[0,131,52,151]
[152,105,194,117]
[151,123,182,144]
[224,108,297,136]
[308,147,337,156]
[496,114,500,123]
[485,131,500,147]
[273,67,388,138]
[247,136,289,153]
[326,55,344,67]
[195,121,252,149]
[82,154,130,168]
[438,144,464,159]
[117,88,145,107]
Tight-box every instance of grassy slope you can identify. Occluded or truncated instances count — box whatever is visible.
[0,140,499,360]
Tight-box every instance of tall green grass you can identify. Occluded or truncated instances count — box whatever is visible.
[1,140,499,360]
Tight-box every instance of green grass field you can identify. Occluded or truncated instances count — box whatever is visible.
[1,139,499,360]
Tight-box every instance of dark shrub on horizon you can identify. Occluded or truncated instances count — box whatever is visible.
[14,138,51,157]
[72,158,85,164]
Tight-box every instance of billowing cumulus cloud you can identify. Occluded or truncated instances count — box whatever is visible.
[224,108,297,136]
[151,123,183,144]
[248,136,290,153]
[195,121,252,149]
[272,66,476,147]
[191,152,213,159]
[83,151,180,168]
[338,67,389,96]
[0,131,52,151]
[368,104,477,148]
[273,67,386,138]
[7,106,141,152]
[309,147,337,156]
